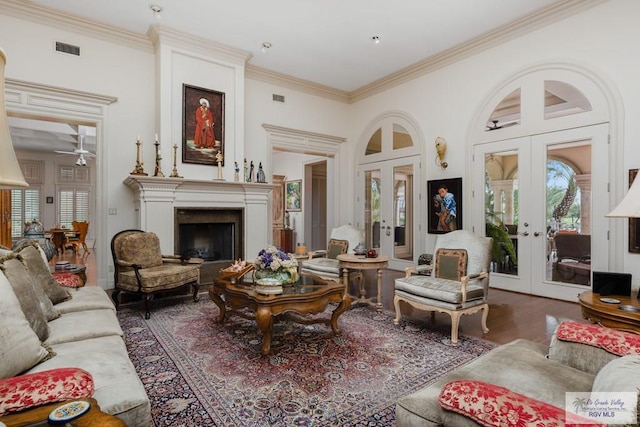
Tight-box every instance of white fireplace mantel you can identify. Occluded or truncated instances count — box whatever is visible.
[124,176,277,258]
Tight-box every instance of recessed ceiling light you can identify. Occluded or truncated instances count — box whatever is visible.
[261,42,272,53]
[372,36,381,44]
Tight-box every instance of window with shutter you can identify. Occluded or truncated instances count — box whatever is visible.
[11,188,42,238]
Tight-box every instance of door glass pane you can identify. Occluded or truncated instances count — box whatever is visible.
[486,89,521,132]
[364,170,381,248]
[392,124,413,150]
[365,128,382,155]
[393,165,413,260]
[544,81,592,120]
[485,152,519,275]
[546,143,592,285]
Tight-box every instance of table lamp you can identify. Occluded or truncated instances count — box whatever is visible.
[0,47,28,189]
[606,175,640,297]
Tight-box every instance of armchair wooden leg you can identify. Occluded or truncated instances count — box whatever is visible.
[480,303,490,333]
[393,294,403,324]
[143,294,154,319]
[111,289,121,310]
[450,312,462,346]
[192,282,200,302]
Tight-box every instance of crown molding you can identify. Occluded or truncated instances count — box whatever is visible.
[349,0,609,102]
[0,0,153,53]
[246,65,350,103]
[147,25,251,66]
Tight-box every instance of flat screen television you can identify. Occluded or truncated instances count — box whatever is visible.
[592,271,632,297]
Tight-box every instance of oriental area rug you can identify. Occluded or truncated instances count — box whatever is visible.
[117,295,496,426]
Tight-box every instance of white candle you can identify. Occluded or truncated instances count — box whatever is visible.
[155,133,158,142]
[137,132,140,142]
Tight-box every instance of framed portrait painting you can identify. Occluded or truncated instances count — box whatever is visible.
[285,180,302,212]
[182,84,225,166]
[428,177,462,234]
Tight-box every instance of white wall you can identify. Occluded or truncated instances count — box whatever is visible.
[3,0,640,285]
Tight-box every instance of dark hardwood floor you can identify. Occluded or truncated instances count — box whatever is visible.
[51,249,585,346]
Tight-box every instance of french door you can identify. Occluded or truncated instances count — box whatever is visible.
[473,124,608,301]
[358,156,419,271]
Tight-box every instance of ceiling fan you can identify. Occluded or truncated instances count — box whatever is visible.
[54,135,95,166]
[486,119,518,131]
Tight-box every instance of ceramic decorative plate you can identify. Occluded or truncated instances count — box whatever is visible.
[48,400,91,423]
[599,297,621,304]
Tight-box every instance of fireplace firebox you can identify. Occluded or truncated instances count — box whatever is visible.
[175,208,244,284]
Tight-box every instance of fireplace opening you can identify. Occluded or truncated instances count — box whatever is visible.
[175,208,244,284]
[179,223,234,261]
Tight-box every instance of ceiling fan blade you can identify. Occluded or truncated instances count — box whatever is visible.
[54,150,76,155]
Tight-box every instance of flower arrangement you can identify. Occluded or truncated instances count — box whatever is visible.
[254,246,299,284]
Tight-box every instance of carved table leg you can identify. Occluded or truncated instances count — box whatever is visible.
[331,292,351,335]
[256,306,274,356]
[208,289,226,323]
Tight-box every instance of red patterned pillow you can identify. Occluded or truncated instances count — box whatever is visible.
[52,272,82,288]
[438,380,603,427]
[0,368,94,416]
[556,321,640,356]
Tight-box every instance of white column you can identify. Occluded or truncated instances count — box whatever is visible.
[575,174,591,234]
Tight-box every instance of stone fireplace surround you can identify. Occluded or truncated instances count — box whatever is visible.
[124,176,276,284]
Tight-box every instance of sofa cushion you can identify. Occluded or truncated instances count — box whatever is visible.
[31,335,151,427]
[434,248,467,280]
[396,339,594,425]
[45,309,123,346]
[0,271,51,379]
[54,286,116,314]
[13,240,70,304]
[0,368,94,416]
[438,380,603,426]
[118,232,163,268]
[0,254,50,340]
[593,355,640,393]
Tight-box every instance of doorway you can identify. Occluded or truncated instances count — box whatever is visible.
[356,113,423,271]
[474,124,608,300]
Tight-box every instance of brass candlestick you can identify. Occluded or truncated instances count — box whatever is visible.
[170,144,182,178]
[130,137,147,175]
[153,139,164,177]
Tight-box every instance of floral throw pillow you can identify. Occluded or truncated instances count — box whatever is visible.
[0,368,94,416]
[434,248,467,281]
[439,380,603,426]
[555,321,640,356]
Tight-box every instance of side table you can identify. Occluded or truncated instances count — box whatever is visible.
[337,253,389,312]
[578,291,640,334]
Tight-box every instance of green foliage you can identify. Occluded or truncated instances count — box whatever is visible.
[485,222,517,264]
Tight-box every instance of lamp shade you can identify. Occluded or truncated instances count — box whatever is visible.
[606,175,640,218]
[0,48,28,189]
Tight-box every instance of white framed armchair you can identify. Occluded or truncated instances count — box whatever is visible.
[393,230,493,345]
[300,224,364,283]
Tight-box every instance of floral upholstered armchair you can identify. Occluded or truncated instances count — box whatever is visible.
[110,229,201,319]
[394,230,493,345]
[299,224,365,282]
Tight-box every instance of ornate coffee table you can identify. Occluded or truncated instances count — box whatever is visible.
[337,253,389,312]
[210,275,351,355]
[579,291,640,333]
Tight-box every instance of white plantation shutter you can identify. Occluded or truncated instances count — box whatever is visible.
[11,188,41,238]
[58,187,90,229]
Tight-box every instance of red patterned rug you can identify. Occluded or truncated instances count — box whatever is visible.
[117,295,496,426]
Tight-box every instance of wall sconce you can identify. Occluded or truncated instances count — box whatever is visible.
[435,136,448,169]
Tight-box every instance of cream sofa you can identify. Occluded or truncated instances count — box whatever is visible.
[396,321,640,426]
[0,241,150,426]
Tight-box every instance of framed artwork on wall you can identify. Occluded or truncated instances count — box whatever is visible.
[428,177,462,234]
[182,84,225,166]
[628,169,640,253]
[285,180,302,212]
